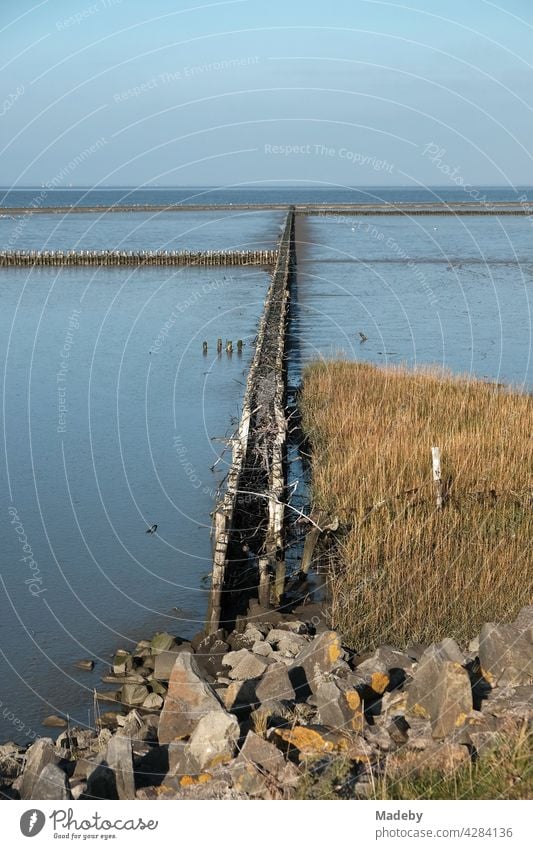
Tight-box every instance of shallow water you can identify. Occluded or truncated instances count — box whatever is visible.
[0,261,272,741]
[0,209,283,252]
[292,215,533,389]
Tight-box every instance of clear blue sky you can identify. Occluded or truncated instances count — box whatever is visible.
[1,0,532,186]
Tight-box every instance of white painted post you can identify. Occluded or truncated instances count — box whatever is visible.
[432,446,443,509]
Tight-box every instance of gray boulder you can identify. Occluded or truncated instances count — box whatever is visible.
[158,651,225,744]
[407,638,465,718]
[20,738,58,800]
[291,630,345,693]
[187,710,240,771]
[150,632,177,655]
[315,679,363,733]
[31,763,72,800]
[228,652,269,681]
[255,663,295,704]
[106,735,135,800]
[121,683,149,706]
[479,622,533,687]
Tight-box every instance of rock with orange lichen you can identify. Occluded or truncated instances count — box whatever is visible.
[269,724,350,761]
[316,679,364,733]
[291,631,345,693]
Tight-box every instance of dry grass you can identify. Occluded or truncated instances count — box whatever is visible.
[300,361,532,650]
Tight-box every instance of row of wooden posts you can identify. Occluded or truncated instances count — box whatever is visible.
[0,249,278,267]
[203,339,243,354]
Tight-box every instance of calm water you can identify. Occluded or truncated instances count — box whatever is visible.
[2,185,533,209]
[291,214,533,389]
[0,250,278,741]
[1,191,532,742]
[0,209,283,252]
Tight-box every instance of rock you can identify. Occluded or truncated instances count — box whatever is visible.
[165,740,198,779]
[513,605,533,635]
[356,645,415,674]
[226,761,272,798]
[252,641,273,657]
[187,710,240,770]
[348,660,391,696]
[86,755,118,800]
[292,630,344,693]
[255,663,295,704]
[221,649,252,669]
[364,725,394,751]
[270,725,350,761]
[143,692,163,710]
[102,673,146,684]
[405,643,429,662]
[121,683,149,706]
[244,625,265,644]
[106,735,135,800]
[468,636,480,654]
[113,650,131,675]
[237,731,300,786]
[21,738,58,800]
[74,659,95,671]
[276,620,308,635]
[407,638,465,718]
[150,678,168,696]
[315,679,363,732]
[31,764,72,800]
[194,636,230,679]
[154,646,193,681]
[228,652,269,681]
[158,651,225,744]
[430,662,473,738]
[221,679,257,711]
[42,715,68,728]
[479,622,533,687]
[387,715,410,745]
[406,716,433,750]
[150,632,177,655]
[266,629,309,656]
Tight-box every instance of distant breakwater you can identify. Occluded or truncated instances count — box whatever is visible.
[0,249,278,267]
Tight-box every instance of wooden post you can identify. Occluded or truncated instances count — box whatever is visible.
[432,446,444,509]
[237,339,243,355]
[226,340,233,354]
[217,338,223,354]
[202,341,208,355]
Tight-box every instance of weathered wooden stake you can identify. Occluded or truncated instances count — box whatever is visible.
[202,341,208,354]
[226,340,233,354]
[237,339,243,355]
[432,446,444,509]
[217,338,223,354]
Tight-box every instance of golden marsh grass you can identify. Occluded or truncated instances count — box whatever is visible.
[300,361,532,649]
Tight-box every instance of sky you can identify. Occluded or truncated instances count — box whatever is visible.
[1,0,533,187]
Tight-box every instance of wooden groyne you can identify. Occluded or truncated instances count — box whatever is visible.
[0,249,277,268]
[206,208,295,633]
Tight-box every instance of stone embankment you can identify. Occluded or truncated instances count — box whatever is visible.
[1,604,531,800]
